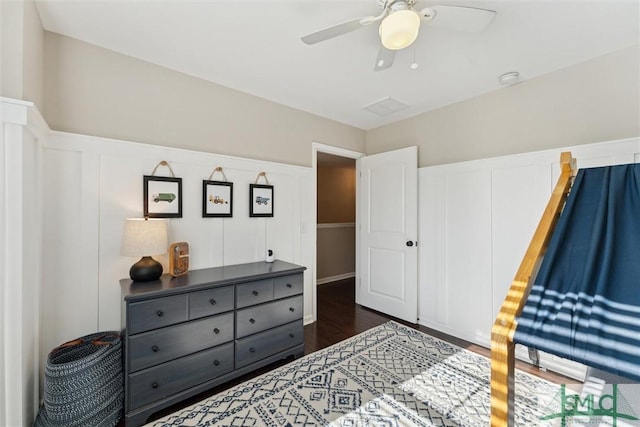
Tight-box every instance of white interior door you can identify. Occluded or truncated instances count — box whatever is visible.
[357,146,418,323]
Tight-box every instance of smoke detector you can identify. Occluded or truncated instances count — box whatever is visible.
[498,71,521,86]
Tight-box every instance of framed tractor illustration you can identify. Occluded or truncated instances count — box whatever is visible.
[203,180,233,218]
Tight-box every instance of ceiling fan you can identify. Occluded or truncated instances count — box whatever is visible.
[301,0,496,71]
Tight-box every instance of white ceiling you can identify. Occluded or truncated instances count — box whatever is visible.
[35,0,640,131]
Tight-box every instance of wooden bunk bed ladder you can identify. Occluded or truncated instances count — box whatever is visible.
[490,152,577,427]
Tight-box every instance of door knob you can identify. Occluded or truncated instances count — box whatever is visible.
[406,241,414,247]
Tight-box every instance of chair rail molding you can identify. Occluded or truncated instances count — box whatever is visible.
[317,222,355,229]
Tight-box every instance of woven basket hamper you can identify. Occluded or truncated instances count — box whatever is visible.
[33,331,124,427]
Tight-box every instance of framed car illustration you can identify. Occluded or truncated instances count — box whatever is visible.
[203,180,233,218]
[144,175,182,218]
[249,184,274,217]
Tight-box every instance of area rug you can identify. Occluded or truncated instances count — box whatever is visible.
[148,321,560,426]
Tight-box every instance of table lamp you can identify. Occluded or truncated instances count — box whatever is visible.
[121,218,168,282]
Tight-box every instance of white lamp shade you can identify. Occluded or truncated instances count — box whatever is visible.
[121,218,168,257]
[379,9,420,50]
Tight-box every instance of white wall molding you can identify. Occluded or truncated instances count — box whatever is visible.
[0,98,46,426]
[48,130,312,174]
[40,129,316,386]
[418,136,639,377]
[1,97,32,124]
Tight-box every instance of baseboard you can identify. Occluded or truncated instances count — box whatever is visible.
[316,273,355,285]
[417,318,491,349]
[303,314,314,325]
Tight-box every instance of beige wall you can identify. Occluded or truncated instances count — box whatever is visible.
[317,163,356,223]
[43,32,365,167]
[1,0,44,110]
[316,226,356,281]
[366,45,640,167]
[40,31,638,169]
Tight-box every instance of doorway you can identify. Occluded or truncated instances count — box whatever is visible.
[311,144,418,324]
[312,143,363,322]
[316,152,356,284]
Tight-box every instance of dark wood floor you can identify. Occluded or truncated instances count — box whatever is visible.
[135,278,571,425]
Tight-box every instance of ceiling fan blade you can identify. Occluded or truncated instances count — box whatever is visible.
[422,5,496,32]
[301,17,375,45]
[374,46,396,72]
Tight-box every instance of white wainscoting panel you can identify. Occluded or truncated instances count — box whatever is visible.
[299,174,315,324]
[41,131,314,365]
[490,163,550,322]
[444,169,493,343]
[42,149,101,359]
[418,137,640,377]
[1,98,48,426]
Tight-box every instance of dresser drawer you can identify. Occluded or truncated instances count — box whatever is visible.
[128,294,187,335]
[274,274,303,299]
[236,279,274,308]
[189,285,234,320]
[235,295,303,338]
[128,342,234,410]
[236,320,303,368]
[128,312,233,372]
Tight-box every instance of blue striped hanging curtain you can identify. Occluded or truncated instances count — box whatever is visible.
[514,163,640,381]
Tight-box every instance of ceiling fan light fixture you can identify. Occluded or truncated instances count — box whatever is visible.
[379,9,420,50]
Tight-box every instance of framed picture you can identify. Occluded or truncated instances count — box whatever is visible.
[203,180,233,217]
[144,175,182,218]
[249,184,274,217]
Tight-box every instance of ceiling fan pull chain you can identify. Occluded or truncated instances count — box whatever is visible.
[411,44,418,70]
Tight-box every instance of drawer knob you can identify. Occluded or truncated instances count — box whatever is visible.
[252,290,259,296]
[289,333,295,338]
[213,328,220,334]
[151,345,159,352]
[249,318,256,324]
[286,283,292,288]
[151,382,159,389]
[209,299,216,305]
[156,310,164,317]
[289,307,295,312]
[213,360,220,366]
[249,347,256,353]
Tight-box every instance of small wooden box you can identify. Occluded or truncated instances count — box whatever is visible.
[168,242,189,277]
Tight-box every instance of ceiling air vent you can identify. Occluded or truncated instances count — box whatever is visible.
[363,97,408,116]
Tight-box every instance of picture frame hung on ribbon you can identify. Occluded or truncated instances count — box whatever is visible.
[249,184,274,217]
[144,175,182,218]
[203,180,233,218]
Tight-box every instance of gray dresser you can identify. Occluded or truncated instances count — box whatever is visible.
[120,260,306,426]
